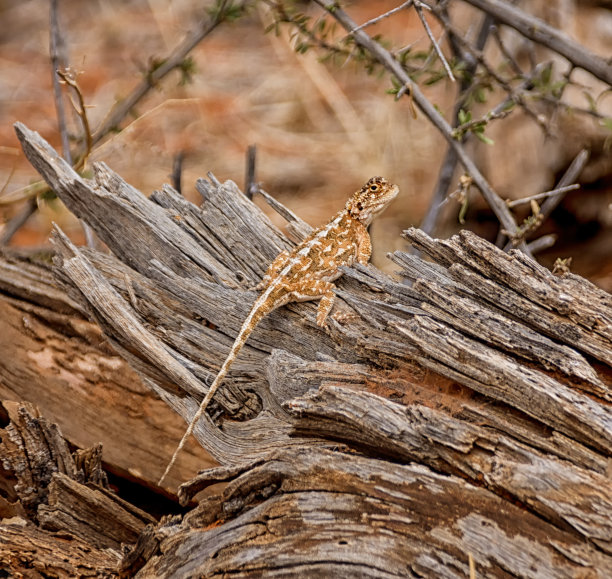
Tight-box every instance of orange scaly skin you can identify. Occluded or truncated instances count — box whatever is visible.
[159,177,399,486]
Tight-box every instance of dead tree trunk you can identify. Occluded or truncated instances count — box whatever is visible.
[1,122,610,577]
[0,251,214,491]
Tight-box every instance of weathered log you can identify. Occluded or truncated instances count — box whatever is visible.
[0,250,215,489]
[131,447,611,578]
[3,122,610,577]
[0,401,141,577]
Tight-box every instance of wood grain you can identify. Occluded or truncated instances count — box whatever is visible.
[4,121,610,577]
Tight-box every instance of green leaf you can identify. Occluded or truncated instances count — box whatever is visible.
[458,195,469,224]
[458,109,471,124]
[475,86,488,103]
[475,131,494,145]
[540,62,553,86]
[601,117,612,132]
[179,57,196,85]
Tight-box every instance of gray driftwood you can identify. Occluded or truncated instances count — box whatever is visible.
[4,122,611,577]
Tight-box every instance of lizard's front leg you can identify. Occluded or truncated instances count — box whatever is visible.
[355,226,372,266]
[289,279,336,327]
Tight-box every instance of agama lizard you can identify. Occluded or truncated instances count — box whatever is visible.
[159,176,399,485]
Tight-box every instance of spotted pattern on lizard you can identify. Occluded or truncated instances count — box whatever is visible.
[159,176,399,486]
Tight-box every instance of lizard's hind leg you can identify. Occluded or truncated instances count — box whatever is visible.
[289,279,336,327]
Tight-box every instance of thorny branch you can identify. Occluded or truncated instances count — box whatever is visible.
[312,0,528,252]
[503,149,589,249]
[2,0,249,246]
[347,1,412,35]
[413,1,455,83]
[417,10,494,241]
[506,185,580,209]
[461,0,612,86]
[91,2,244,147]
[428,5,549,132]
[283,0,610,254]
[537,149,590,226]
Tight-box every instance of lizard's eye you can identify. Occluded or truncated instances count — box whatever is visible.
[370,184,378,192]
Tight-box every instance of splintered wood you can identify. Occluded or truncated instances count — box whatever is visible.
[3,122,610,577]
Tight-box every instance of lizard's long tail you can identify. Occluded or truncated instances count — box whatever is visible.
[158,297,270,487]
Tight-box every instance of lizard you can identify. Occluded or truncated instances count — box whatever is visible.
[158,176,399,486]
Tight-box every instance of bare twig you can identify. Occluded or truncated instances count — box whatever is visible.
[413,1,455,82]
[50,0,71,163]
[539,149,589,223]
[171,151,185,195]
[451,108,512,140]
[417,148,458,238]
[526,234,557,254]
[0,197,38,245]
[0,165,16,198]
[244,144,258,200]
[56,66,96,248]
[506,184,580,208]
[429,4,548,132]
[461,0,612,86]
[57,69,93,169]
[503,149,589,250]
[91,2,240,147]
[491,24,524,77]
[265,1,348,59]
[417,12,494,240]
[347,1,413,35]
[503,200,545,246]
[488,62,549,117]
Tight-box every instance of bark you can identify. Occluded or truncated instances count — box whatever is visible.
[0,251,215,490]
[0,401,137,577]
[2,122,610,577]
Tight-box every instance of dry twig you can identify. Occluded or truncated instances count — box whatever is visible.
[417,10,494,240]
[462,0,612,85]
[92,1,243,146]
[413,1,455,82]
[313,0,527,253]
[506,184,580,209]
[347,1,413,35]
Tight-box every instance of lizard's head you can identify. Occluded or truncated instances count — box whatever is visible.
[346,176,399,225]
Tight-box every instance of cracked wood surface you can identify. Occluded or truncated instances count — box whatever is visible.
[6,122,612,577]
[141,447,611,578]
[0,250,213,490]
[0,401,145,577]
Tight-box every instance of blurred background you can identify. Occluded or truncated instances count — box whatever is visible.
[1,0,611,286]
